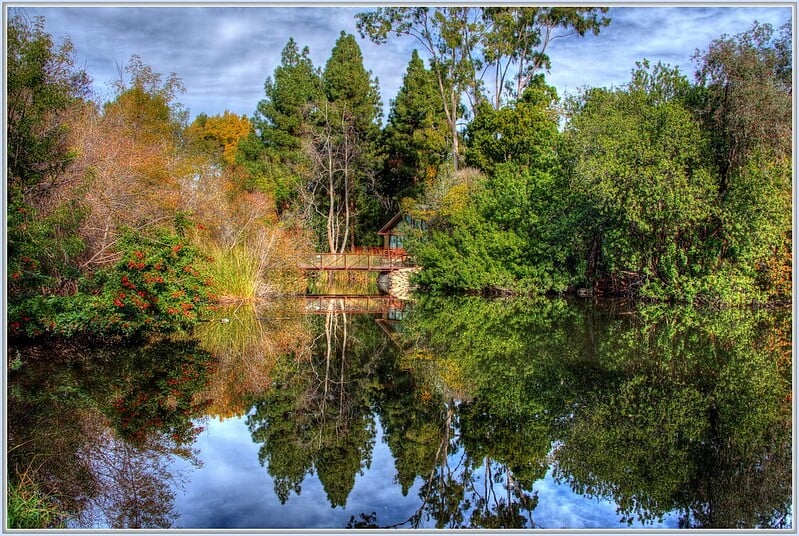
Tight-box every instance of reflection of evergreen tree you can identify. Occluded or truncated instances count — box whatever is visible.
[248,365,315,504]
[316,430,373,508]
[372,347,445,496]
[247,311,384,508]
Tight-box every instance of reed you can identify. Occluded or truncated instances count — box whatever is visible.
[196,225,308,301]
[203,243,260,301]
[7,470,67,529]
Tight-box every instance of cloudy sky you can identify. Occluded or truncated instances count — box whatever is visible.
[168,414,681,529]
[14,4,793,122]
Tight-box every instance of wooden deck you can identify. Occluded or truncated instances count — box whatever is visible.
[303,295,406,314]
[299,249,410,272]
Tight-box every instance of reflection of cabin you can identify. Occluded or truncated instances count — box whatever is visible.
[377,213,427,251]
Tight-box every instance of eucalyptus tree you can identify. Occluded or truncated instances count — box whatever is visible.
[481,7,610,108]
[303,32,382,252]
[357,7,476,170]
[356,7,610,168]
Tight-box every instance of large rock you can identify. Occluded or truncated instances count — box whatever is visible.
[377,267,421,300]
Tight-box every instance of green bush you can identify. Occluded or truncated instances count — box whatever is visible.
[8,228,216,339]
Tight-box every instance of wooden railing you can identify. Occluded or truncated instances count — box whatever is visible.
[303,295,406,314]
[299,249,410,272]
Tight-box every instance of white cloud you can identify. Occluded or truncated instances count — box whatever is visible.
[547,6,792,99]
[20,5,791,120]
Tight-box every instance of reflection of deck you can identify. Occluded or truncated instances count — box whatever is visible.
[303,295,406,315]
[300,250,409,272]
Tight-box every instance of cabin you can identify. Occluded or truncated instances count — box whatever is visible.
[376,212,427,252]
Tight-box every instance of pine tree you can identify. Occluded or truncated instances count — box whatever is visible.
[247,39,323,208]
[381,49,449,206]
[322,31,382,135]
[254,38,323,158]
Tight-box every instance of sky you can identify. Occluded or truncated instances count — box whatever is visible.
[168,414,682,529]
[5,4,793,529]
[11,4,794,123]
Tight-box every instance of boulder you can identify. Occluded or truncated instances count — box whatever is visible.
[377,268,421,300]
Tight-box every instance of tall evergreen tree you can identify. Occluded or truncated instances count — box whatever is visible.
[302,32,383,251]
[249,38,323,208]
[254,38,323,157]
[381,49,449,206]
[322,31,382,135]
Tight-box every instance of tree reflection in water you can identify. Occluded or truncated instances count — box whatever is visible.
[247,300,380,507]
[7,338,215,528]
[250,296,791,529]
[7,296,792,529]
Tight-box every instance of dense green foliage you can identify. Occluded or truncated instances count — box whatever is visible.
[465,75,560,174]
[408,78,577,294]
[562,62,718,301]
[405,23,791,304]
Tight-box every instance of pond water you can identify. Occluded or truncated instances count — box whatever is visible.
[6,296,792,529]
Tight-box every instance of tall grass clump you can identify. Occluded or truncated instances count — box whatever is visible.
[204,243,260,301]
[7,471,67,529]
[196,224,307,302]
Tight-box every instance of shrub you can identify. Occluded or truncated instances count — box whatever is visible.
[8,227,217,339]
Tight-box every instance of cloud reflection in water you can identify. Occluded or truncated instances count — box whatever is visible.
[170,415,679,529]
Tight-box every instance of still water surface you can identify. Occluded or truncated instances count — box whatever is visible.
[7,296,792,529]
